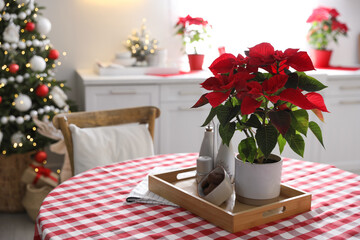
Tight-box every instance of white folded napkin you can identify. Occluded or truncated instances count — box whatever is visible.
[126,167,179,207]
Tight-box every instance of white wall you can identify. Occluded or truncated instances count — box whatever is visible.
[37,0,360,109]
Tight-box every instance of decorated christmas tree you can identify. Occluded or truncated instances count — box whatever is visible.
[0,0,72,156]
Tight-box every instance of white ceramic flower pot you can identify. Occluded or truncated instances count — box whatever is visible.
[234,154,282,206]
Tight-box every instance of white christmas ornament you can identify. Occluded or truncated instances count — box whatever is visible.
[0,0,4,11]
[3,21,20,43]
[18,12,26,20]
[38,108,44,114]
[0,131,3,146]
[8,76,15,82]
[24,115,30,121]
[2,42,10,50]
[15,94,32,112]
[30,110,38,117]
[30,55,46,72]
[26,40,32,47]
[32,39,40,47]
[28,0,34,10]
[11,43,18,49]
[3,13,10,21]
[16,116,24,124]
[44,105,50,112]
[16,75,24,83]
[9,115,16,122]
[36,16,51,35]
[11,131,25,145]
[1,116,8,124]
[50,86,68,108]
[18,41,26,49]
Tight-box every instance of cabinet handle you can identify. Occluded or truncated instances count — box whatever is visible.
[178,91,203,96]
[178,107,207,111]
[339,86,360,90]
[339,100,360,105]
[110,90,137,95]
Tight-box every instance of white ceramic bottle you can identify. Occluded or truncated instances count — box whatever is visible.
[215,141,235,181]
[199,125,215,160]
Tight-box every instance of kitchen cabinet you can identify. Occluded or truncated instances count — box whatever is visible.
[315,71,360,171]
[77,69,360,172]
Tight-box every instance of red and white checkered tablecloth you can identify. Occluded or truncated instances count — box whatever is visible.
[34,153,360,240]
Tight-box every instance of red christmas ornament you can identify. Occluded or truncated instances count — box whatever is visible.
[34,151,47,163]
[48,49,59,60]
[9,63,19,74]
[35,84,49,97]
[25,22,35,32]
[0,96,2,104]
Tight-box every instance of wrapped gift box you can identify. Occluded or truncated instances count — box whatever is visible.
[21,164,59,188]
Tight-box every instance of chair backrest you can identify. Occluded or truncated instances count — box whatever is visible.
[53,106,160,176]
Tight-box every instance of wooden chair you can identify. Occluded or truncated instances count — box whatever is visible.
[53,106,160,176]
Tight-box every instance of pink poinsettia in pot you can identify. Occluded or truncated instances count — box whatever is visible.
[192,42,329,205]
[307,6,348,68]
[175,15,211,71]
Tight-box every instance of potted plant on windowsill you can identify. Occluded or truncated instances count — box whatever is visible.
[175,15,211,71]
[306,6,348,68]
[192,42,329,205]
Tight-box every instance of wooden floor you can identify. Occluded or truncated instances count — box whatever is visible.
[0,213,35,240]
[0,151,63,240]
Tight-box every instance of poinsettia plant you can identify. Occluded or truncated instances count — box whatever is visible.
[307,6,348,50]
[192,42,329,163]
[175,15,211,54]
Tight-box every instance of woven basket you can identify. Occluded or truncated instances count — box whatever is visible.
[22,184,53,222]
[0,151,34,212]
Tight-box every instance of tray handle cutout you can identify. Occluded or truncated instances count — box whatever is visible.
[262,206,286,218]
[177,170,196,181]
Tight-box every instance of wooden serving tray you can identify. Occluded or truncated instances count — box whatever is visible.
[148,167,312,233]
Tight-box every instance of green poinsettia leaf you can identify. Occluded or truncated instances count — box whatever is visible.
[278,134,286,154]
[216,103,240,126]
[255,125,278,159]
[201,107,217,127]
[269,110,291,135]
[245,114,262,128]
[238,137,257,163]
[219,122,236,146]
[290,109,309,136]
[284,128,305,157]
[285,72,299,89]
[309,121,325,147]
[296,72,327,92]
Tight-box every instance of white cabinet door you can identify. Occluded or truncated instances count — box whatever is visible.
[84,85,160,111]
[159,101,210,154]
[317,96,360,171]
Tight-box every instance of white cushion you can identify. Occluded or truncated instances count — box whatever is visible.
[69,123,154,175]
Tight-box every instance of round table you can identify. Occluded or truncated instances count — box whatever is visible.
[34,153,360,239]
